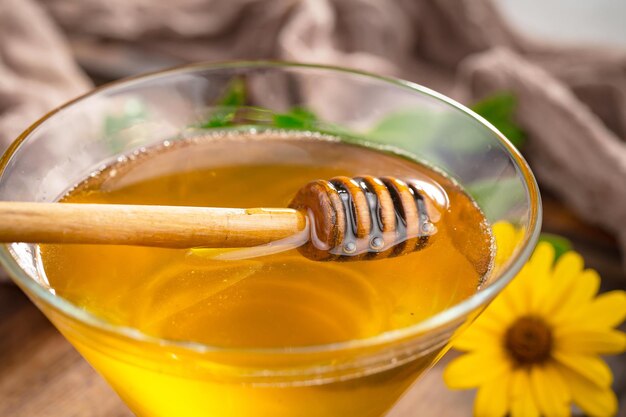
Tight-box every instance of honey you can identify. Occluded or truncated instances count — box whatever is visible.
[39,131,493,417]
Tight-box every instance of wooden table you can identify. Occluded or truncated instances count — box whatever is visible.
[0,194,624,417]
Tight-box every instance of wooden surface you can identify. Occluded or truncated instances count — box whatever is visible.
[0,192,624,416]
[0,202,306,249]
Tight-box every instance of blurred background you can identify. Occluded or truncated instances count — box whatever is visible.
[0,0,624,416]
[499,0,626,48]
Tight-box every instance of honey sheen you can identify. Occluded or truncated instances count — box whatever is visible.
[39,131,493,417]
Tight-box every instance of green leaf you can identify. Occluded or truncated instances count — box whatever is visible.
[365,108,455,167]
[200,108,237,128]
[218,77,246,107]
[366,107,497,157]
[466,177,525,222]
[471,92,525,149]
[538,233,573,261]
[200,77,247,128]
[367,109,441,147]
[104,99,147,136]
[104,98,149,152]
[272,107,318,129]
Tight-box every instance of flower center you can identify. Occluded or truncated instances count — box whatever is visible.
[505,316,553,366]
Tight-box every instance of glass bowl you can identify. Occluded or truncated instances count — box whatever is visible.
[0,62,541,417]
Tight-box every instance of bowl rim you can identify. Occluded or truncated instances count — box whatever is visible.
[0,60,542,356]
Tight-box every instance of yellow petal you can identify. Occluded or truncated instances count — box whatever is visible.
[443,352,510,389]
[530,364,571,417]
[454,298,515,352]
[452,320,503,352]
[528,242,556,276]
[474,371,512,417]
[500,267,535,316]
[519,249,554,314]
[555,328,626,355]
[577,291,626,329]
[493,222,521,267]
[510,369,540,417]
[537,253,585,318]
[552,251,584,283]
[480,294,519,327]
[507,243,554,315]
[527,276,553,315]
[550,269,600,324]
[556,363,618,417]
[552,351,613,388]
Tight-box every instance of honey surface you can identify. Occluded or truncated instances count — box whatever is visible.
[40,133,493,349]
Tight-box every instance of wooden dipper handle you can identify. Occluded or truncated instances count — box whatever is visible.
[0,176,435,261]
[0,202,307,249]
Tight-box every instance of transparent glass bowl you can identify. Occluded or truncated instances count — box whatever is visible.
[0,62,541,417]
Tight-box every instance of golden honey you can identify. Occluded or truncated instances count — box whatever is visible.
[39,132,493,417]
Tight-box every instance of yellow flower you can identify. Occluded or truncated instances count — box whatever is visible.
[444,222,626,417]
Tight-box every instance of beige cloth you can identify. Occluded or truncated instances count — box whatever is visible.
[0,0,625,280]
[0,0,91,148]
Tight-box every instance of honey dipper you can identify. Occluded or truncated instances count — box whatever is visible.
[0,176,436,261]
